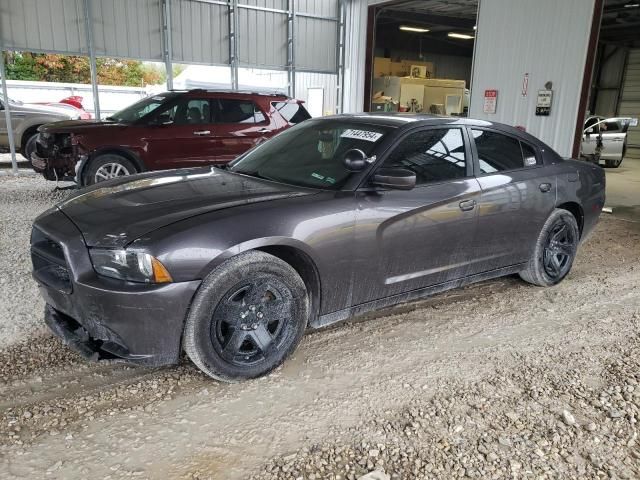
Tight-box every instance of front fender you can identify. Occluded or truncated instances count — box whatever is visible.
[198,236,319,279]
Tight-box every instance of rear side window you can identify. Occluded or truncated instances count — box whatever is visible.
[472,129,539,173]
[272,101,311,124]
[213,99,267,124]
[383,128,468,185]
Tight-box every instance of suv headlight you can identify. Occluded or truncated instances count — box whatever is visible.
[89,249,173,283]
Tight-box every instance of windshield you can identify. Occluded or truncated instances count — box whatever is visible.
[107,93,176,123]
[229,119,392,190]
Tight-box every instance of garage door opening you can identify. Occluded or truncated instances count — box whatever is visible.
[581,0,640,216]
[365,0,478,115]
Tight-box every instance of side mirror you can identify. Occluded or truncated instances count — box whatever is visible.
[342,148,368,172]
[372,168,416,190]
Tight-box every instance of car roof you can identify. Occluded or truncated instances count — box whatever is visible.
[315,113,553,151]
[175,89,292,100]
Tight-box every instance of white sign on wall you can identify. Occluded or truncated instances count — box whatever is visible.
[483,89,498,114]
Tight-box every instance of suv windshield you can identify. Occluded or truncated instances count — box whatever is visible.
[229,119,391,190]
[107,93,176,123]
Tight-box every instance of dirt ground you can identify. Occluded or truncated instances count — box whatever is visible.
[1,175,639,479]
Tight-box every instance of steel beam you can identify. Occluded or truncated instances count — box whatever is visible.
[287,0,296,98]
[336,0,346,113]
[0,51,18,173]
[162,0,174,89]
[229,0,239,90]
[83,0,101,119]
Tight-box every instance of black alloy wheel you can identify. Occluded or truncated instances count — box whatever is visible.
[183,250,309,382]
[542,221,576,280]
[211,277,294,366]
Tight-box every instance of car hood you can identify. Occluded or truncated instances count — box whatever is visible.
[39,119,126,133]
[55,167,317,248]
[12,102,77,119]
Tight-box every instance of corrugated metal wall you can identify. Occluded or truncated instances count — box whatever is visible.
[92,0,164,60]
[0,0,86,54]
[593,46,627,118]
[342,0,369,112]
[170,0,229,65]
[619,49,640,160]
[469,0,595,158]
[0,0,341,73]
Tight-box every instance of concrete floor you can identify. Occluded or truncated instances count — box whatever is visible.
[604,155,640,220]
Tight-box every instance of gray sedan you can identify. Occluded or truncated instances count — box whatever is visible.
[31,114,605,382]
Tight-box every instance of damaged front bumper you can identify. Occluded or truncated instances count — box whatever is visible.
[32,132,84,181]
[32,208,201,367]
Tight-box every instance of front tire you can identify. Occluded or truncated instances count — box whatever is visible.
[82,154,136,186]
[605,158,622,168]
[183,251,309,382]
[519,209,579,287]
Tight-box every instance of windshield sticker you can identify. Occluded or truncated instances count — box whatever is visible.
[340,129,383,142]
[311,172,325,180]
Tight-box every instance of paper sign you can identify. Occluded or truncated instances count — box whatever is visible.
[535,90,553,116]
[483,90,498,114]
[340,129,383,142]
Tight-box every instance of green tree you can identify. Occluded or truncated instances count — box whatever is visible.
[3,52,166,87]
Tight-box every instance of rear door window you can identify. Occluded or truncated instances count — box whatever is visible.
[213,99,267,124]
[471,129,539,173]
[272,101,312,124]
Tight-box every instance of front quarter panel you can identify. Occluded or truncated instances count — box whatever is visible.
[131,191,359,315]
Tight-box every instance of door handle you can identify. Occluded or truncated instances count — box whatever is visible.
[459,200,476,211]
[193,130,210,136]
[539,182,552,193]
[257,128,270,134]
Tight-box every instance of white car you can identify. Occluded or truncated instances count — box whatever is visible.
[581,116,634,168]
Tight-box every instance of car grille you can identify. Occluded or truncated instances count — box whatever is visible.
[30,227,72,293]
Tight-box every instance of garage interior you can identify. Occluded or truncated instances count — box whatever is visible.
[0,1,639,479]
[368,0,477,114]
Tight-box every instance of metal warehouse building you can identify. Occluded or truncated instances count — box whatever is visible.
[1,0,638,168]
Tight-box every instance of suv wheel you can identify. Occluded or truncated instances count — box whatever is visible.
[83,154,136,186]
[23,132,39,167]
[183,251,309,382]
[519,209,579,287]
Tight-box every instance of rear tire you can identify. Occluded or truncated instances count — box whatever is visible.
[82,154,136,186]
[22,132,39,167]
[519,209,579,287]
[183,251,309,382]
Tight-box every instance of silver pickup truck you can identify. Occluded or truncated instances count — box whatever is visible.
[0,96,80,161]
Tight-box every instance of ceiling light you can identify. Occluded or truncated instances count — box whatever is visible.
[473,25,477,30]
[624,3,640,7]
[448,32,475,40]
[399,25,430,33]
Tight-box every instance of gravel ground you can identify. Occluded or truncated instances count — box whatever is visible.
[0,175,639,480]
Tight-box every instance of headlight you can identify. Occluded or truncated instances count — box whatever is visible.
[89,249,173,283]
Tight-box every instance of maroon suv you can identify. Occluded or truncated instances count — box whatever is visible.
[31,90,310,185]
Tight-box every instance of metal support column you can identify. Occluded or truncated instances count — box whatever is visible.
[162,0,174,90]
[83,0,101,119]
[229,0,239,90]
[0,51,18,173]
[286,0,296,98]
[336,0,346,113]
